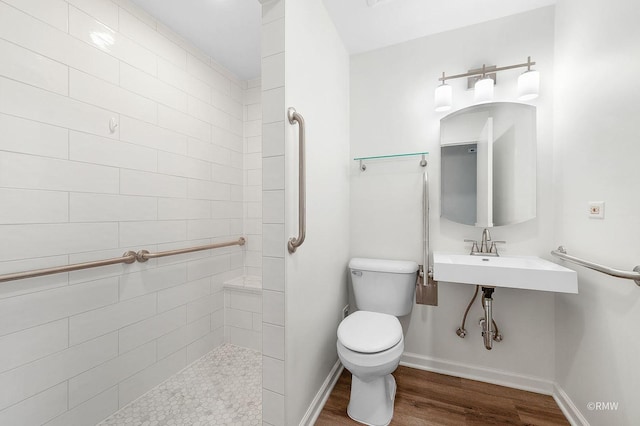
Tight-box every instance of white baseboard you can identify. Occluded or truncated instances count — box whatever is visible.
[552,382,589,426]
[299,360,344,426]
[400,351,554,395]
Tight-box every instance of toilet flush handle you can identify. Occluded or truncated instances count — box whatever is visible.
[351,270,362,276]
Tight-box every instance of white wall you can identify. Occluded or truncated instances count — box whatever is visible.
[260,1,350,424]
[0,0,249,424]
[281,0,351,424]
[553,0,640,423]
[350,7,558,390]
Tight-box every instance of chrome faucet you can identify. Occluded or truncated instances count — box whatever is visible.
[465,228,505,256]
[480,228,491,253]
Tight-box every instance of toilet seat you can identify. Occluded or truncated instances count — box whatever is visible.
[337,336,404,369]
[338,311,402,353]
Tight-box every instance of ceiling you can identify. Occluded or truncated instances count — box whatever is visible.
[130,0,262,80]
[131,0,556,81]
[323,0,556,54]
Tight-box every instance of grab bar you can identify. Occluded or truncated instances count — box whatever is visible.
[0,252,137,283]
[0,237,246,283]
[416,165,438,306]
[136,237,246,262]
[551,246,640,286]
[422,169,429,280]
[287,107,306,254]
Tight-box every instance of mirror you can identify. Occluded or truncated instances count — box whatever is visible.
[440,102,536,227]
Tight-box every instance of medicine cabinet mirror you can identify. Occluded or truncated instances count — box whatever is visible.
[440,102,536,227]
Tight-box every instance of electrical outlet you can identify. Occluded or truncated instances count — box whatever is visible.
[342,305,349,319]
[588,201,605,219]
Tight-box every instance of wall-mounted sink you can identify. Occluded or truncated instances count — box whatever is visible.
[433,252,578,293]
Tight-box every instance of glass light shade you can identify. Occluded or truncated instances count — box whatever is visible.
[434,83,453,112]
[474,77,494,103]
[517,70,540,100]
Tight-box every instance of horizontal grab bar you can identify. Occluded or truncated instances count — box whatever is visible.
[551,246,640,286]
[136,238,245,262]
[0,252,137,284]
[0,237,246,284]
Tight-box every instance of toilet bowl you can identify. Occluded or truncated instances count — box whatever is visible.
[337,310,405,426]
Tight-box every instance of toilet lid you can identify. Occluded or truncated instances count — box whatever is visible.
[337,311,402,353]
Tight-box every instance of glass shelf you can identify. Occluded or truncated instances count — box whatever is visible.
[353,151,428,171]
[353,151,429,161]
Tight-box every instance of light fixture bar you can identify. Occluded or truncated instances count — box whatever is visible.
[440,57,536,82]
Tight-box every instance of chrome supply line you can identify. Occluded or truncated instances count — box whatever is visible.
[456,285,479,338]
[0,238,246,283]
[551,246,640,286]
[136,238,246,262]
[287,107,306,254]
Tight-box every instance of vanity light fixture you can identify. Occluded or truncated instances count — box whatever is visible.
[474,77,494,103]
[474,65,494,103]
[435,57,539,110]
[434,72,453,112]
[517,58,540,100]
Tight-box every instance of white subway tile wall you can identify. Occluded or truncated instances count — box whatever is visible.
[224,287,263,352]
[0,0,261,424]
[245,78,263,278]
[260,0,289,426]
[261,1,286,424]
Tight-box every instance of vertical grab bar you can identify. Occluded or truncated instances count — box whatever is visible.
[422,169,429,281]
[416,165,438,305]
[287,107,306,254]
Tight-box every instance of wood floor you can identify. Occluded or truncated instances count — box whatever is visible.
[316,366,569,426]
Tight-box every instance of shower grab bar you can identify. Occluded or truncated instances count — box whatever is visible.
[551,246,640,286]
[0,237,246,283]
[287,107,306,254]
[0,252,138,283]
[136,237,246,262]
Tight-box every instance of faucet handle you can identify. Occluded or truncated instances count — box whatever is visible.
[464,239,480,254]
[489,241,506,254]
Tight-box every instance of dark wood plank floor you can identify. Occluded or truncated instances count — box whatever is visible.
[316,366,569,426]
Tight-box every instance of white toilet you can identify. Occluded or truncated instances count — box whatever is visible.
[337,258,418,426]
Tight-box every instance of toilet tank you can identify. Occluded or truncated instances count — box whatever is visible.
[349,258,419,316]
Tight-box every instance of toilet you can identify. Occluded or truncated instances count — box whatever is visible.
[337,258,419,426]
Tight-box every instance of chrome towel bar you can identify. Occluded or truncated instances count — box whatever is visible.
[551,246,640,286]
[0,237,246,283]
[287,107,306,254]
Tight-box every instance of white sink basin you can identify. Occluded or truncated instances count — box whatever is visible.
[433,252,578,293]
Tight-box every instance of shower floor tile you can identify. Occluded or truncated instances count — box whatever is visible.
[99,344,261,426]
